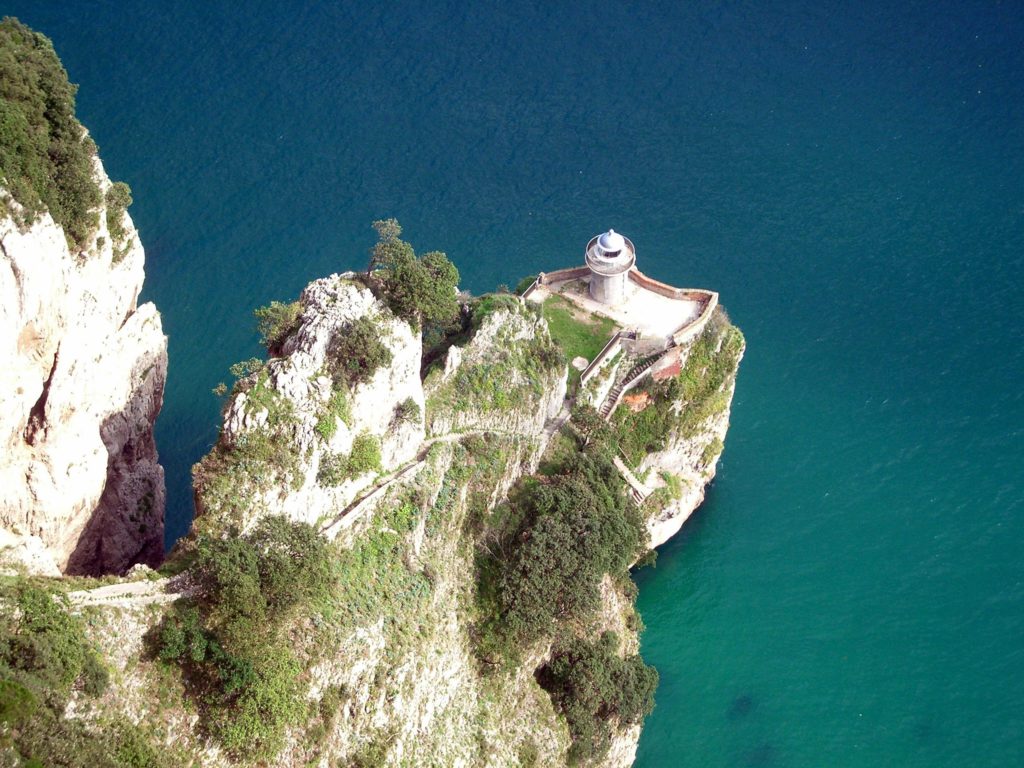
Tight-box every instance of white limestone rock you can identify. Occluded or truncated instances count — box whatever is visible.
[0,155,167,575]
[206,274,426,529]
[424,306,568,438]
[0,525,61,577]
[641,343,744,549]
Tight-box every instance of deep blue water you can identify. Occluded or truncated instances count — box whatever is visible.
[9,1,1023,765]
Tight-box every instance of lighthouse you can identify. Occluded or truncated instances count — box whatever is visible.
[585,229,636,305]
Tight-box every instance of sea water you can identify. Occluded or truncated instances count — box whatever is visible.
[9,1,1023,765]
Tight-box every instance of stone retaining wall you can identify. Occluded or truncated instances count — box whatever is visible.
[538,266,591,285]
[580,331,624,386]
[671,291,718,347]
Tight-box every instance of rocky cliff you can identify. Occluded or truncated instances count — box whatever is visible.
[633,310,745,549]
[0,266,741,768]
[0,157,167,576]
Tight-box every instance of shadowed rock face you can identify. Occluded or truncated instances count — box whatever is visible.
[66,355,167,574]
[0,155,167,576]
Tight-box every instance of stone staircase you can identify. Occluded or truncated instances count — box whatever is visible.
[612,456,654,505]
[599,354,661,419]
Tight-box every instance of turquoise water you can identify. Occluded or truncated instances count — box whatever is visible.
[10,1,1023,764]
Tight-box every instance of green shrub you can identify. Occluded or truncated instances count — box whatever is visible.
[514,274,538,294]
[228,357,264,379]
[425,321,562,425]
[366,218,461,328]
[0,677,37,725]
[470,293,521,329]
[156,517,332,760]
[317,432,382,486]
[0,582,107,701]
[315,414,336,441]
[0,18,104,249]
[316,386,350,441]
[612,311,743,466]
[538,631,658,765]
[348,433,382,476]
[0,579,166,765]
[394,396,421,425]
[660,471,683,500]
[108,721,171,768]
[701,436,725,465]
[254,300,302,353]
[324,502,431,633]
[194,424,299,525]
[104,181,132,260]
[211,648,304,758]
[194,366,300,526]
[473,444,645,660]
[317,452,347,486]
[327,315,393,387]
[7,713,176,768]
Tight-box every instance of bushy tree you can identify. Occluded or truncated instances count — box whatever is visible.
[570,403,614,451]
[0,581,169,766]
[538,631,658,764]
[347,433,382,476]
[326,315,393,386]
[254,300,302,354]
[497,451,644,643]
[366,218,460,328]
[156,517,333,760]
[0,17,103,248]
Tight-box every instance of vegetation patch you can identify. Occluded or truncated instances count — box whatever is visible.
[393,396,421,425]
[326,315,393,387]
[317,432,382,486]
[155,517,332,761]
[542,295,617,387]
[104,181,132,261]
[613,308,743,467]
[315,385,351,441]
[471,293,522,329]
[472,427,646,663]
[194,366,300,529]
[254,299,302,354]
[0,17,104,250]
[701,436,725,466]
[422,292,539,380]
[0,577,175,765]
[514,274,538,295]
[316,500,431,640]
[425,310,562,428]
[537,631,658,765]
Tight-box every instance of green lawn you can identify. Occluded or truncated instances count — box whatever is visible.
[542,295,618,386]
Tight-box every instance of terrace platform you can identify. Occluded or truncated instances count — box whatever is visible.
[527,272,703,343]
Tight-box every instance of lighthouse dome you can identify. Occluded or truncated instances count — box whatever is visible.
[598,229,626,254]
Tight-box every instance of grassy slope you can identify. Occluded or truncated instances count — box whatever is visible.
[541,294,617,387]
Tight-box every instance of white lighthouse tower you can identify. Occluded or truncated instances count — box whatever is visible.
[585,229,636,305]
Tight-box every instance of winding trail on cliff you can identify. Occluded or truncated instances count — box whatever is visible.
[69,403,576,602]
[319,413,567,540]
[66,573,190,609]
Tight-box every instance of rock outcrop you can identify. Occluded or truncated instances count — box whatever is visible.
[641,319,745,548]
[424,303,567,438]
[194,274,426,533]
[0,156,167,575]
[10,272,740,768]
